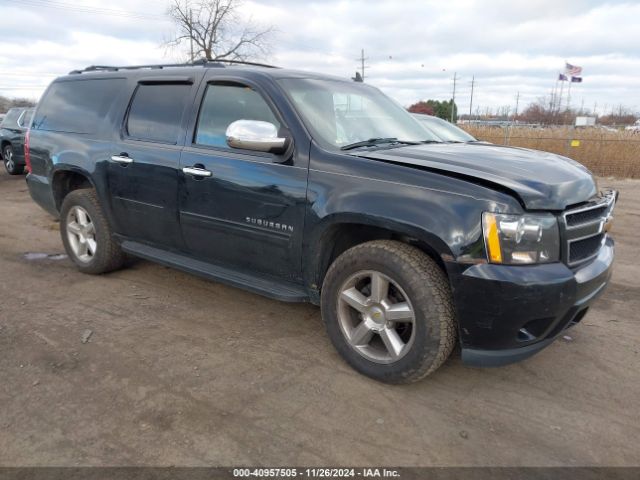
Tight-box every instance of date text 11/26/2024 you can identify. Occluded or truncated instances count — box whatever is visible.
[232,468,400,478]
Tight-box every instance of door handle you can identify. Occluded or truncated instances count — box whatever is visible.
[183,166,212,177]
[111,154,134,164]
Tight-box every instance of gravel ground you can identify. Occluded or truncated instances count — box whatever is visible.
[0,171,639,466]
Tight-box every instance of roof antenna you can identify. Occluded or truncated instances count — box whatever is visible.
[352,71,363,83]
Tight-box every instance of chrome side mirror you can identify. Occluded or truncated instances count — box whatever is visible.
[226,120,287,153]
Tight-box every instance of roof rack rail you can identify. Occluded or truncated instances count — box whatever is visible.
[68,58,280,75]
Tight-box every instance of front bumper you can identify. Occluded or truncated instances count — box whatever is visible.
[446,236,614,367]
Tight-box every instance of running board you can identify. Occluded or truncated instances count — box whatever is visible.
[120,241,309,303]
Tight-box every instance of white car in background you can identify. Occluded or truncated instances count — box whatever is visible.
[625,120,640,133]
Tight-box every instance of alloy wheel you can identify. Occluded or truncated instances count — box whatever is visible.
[4,147,14,172]
[66,206,97,263]
[337,270,416,364]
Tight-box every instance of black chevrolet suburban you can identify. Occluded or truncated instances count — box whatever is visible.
[25,61,616,383]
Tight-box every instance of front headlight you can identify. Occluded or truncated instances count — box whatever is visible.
[482,212,560,264]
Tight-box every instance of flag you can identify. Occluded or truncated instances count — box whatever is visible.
[565,62,583,76]
[571,76,583,83]
[558,73,568,81]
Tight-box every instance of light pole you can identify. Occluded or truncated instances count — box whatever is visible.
[469,75,475,120]
[451,72,458,123]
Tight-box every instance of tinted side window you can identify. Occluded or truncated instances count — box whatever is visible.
[1,108,22,128]
[126,84,191,144]
[18,109,34,128]
[195,83,280,148]
[32,79,124,134]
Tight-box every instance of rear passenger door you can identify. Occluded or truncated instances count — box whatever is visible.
[178,78,309,281]
[108,79,197,250]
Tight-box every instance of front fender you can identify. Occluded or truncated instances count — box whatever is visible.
[303,145,524,290]
[302,174,492,294]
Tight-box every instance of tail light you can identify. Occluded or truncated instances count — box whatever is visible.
[24,128,31,173]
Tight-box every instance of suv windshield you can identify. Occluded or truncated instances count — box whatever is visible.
[279,78,440,150]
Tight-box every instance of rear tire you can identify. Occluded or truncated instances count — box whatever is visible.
[60,188,126,274]
[3,145,24,175]
[321,240,456,384]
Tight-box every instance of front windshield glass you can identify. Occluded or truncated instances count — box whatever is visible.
[279,78,440,150]
[413,114,476,142]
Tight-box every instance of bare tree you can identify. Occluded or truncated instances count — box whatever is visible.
[166,0,274,62]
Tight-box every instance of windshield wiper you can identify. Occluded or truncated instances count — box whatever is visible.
[340,137,420,151]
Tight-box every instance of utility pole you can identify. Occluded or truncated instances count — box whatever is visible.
[356,49,368,82]
[451,72,458,123]
[506,91,520,146]
[469,75,475,119]
[189,8,194,62]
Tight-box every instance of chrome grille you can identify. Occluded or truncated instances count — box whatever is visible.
[562,191,616,267]
[569,233,605,264]
[565,205,608,227]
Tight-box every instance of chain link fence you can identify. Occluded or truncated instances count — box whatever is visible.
[462,126,640,178]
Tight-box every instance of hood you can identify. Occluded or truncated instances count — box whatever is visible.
[350,142,597,210]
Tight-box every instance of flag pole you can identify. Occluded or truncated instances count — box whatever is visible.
[566,80,573,125]
[557,76,565,124]
[553,76,559,109]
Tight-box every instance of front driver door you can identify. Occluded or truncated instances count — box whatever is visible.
[178,80,308,282]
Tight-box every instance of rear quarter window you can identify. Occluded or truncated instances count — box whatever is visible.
[32,78,124,134]
[18,109,34,128]
[1,108,22,128]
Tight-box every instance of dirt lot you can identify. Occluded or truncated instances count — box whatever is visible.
[0,171,639,467]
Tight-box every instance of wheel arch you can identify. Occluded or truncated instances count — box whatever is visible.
[305,214,453,298]
[51,167,96,212]
[1,140,11,158]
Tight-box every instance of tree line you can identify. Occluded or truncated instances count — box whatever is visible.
[0,95,36,113]
[408,100,458,122]
[408,97,638,126]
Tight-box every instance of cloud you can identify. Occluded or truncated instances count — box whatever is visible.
[1,0,639,114]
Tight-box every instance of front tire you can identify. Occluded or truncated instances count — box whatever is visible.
[321,240,456,383]
[60,189,126,274]
[3,145,24,175]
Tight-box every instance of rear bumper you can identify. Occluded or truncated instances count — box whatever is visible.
[446,236,614,367]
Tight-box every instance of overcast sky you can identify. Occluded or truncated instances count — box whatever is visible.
[1,0,639,115]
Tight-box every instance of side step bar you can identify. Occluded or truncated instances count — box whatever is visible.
[120,241,309,303]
